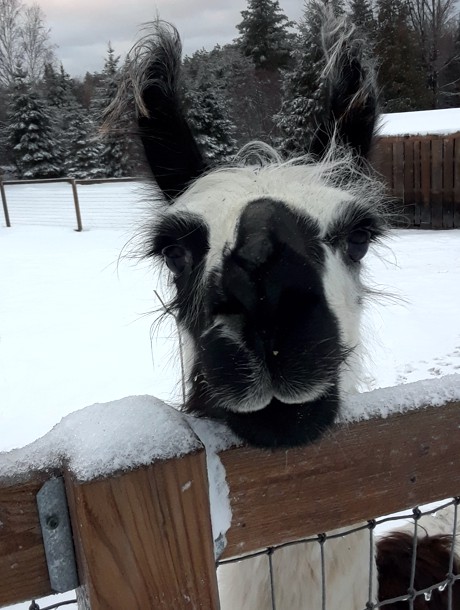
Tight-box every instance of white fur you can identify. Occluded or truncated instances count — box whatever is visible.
[171,163,354,277]
[218,527,376,609]
[162,159,378,408]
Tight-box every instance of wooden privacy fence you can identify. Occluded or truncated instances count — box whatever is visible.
[0,386,459,609]
[372,133,460,229]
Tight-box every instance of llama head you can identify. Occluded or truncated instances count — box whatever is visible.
[115,14,388,447]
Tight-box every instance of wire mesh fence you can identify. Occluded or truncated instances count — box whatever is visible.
[0,178,147,231]
[217,498,460,610]
[20,500,460,610]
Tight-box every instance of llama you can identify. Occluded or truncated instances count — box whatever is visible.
[106,11,459,609]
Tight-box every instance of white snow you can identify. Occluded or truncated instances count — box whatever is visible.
[378,107,460,137]
[1,185,460,610]
[341,374,460,422]
[187,416,239,557]
[0,395,202,483]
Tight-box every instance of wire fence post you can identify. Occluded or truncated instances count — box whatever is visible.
[70,180,83,232]
[0,180,11,228]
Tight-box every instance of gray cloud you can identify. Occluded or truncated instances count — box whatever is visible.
[31,0,303,77]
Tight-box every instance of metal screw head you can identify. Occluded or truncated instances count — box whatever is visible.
[46,515,60,530]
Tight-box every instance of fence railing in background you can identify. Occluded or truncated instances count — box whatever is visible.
[4,141,460,230]
[372,133,460,229]
[1,393,459,609]
[0,177,144,231]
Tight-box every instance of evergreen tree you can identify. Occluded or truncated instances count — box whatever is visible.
[349,0,376,37]
[275,0,328,155]
[64,109,106,178]
[375,0,429,111]
[182,48,238,162]
[7,65,62,178]
[91,43,131,177]
[184,86,237,163]
[236,0,294,70]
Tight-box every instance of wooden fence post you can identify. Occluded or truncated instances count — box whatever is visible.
[65,449,220,610]
[70,179,83,232]
[0,181,10,228]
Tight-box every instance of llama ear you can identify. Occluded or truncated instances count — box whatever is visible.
[310,15,378,163]
[110,22,207,201]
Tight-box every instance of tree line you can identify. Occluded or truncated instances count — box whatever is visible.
[1,0,459,179]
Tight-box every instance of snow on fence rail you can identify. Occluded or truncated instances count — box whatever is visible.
[0,378,459,609]
[0,178,146,231]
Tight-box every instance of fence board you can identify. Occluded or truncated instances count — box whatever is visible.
[403,138,415,226]
[454,137,460,227]
[431,139,443,229]
[443,137,454,229]
[220,401,460,559]
[393,140,405,203]
[65,450,219,610]
[413,140,422,226]
[420,138,432,228]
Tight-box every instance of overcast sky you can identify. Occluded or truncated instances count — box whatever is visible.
[30,0,304,77]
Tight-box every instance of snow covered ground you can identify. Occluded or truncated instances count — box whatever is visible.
[1,184,460,609]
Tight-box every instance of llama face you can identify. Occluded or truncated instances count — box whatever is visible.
[149,163,386,446]
[108,14,384,446]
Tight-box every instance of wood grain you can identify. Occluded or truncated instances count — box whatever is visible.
[65,450,220,610]
[0,474,53,606]
[431,138,443,229]
[403,138,415,226]
[220,402,460,559]
[443,137,454,228]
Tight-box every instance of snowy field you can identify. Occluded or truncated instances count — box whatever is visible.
[1,184,460,610]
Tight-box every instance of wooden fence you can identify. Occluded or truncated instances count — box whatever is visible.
[3,140,460,230]
[372,133,460,229]
[1,390,459,609]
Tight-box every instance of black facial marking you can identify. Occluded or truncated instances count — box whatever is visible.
[149,213,209,331]
[180,198,347,448]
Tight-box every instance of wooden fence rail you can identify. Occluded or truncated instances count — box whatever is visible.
[1,391,459,609]
[372,133,460,229]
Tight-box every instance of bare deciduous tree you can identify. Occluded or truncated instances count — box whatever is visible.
[0,0,54,86]
[21,4,55,82]
[406,0,457,107]
[0,0,23,85]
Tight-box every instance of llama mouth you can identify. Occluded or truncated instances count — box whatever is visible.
[222,391,340,448]
[198,321,339,414]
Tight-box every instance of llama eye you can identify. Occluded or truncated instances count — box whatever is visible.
[347,229,371,262]
[162,245,191,275]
